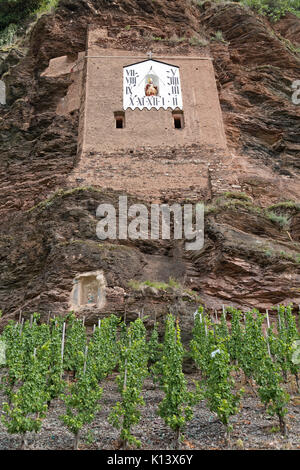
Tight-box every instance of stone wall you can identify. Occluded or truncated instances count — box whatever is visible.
[41,52,85,116]
[68,143,235,201]
[37,26,231,202]
[63,26,231,201]
[77,29,227,154]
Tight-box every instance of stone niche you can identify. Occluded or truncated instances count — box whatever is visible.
[70,270,106,310]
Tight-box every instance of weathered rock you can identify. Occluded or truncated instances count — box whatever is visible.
[0,1,300,335]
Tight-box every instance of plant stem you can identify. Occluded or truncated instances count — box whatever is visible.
[279,415,287,436]
[74,431,80,450]
[21,433,27,450]
[175,427,181,448]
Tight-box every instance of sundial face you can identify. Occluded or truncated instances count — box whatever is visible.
[123,59,183,111]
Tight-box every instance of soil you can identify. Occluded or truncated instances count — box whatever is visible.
[0,370,299,451]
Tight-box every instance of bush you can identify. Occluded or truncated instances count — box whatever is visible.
[268,201,300,212]
[0,0,58,41]
[189,36,209,46]
[265,211,289,227]
[211,30,227,43]
[0,0,42,30]
[0,23,17,47]
[241,0,300,22]
[223,191,252,202]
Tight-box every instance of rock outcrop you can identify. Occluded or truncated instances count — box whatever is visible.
[0,0,299,330]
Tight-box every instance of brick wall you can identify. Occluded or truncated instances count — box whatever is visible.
[68,144,235,201]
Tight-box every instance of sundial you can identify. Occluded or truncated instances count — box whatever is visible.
[123,55,183,111]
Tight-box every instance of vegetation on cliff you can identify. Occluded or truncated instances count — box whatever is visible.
[0,0,58,46]
[234,0,300,21]
[1,0,300,48]
[198,0,300,22]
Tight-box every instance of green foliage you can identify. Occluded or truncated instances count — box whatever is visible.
[157,315,199,442]
[211,30,227,43]
[292,340,300,365]
[0,23,17,47]
[268,201,300,212]
[63,314,86,372]
[265,211,289,228]
[1,343,51,448]
[109,318,148,448]
[1,321,24,392]
[227,307,244,363]
[207,194,261,218]
[169,34,187,43]
[268,306,300,385]
[237,308,291,434]
[191,308,241,435]
[128,277,180,290]
[35,0,59,17]
[239,310,269,379]
[21,315,50,378]
[0,0,59,39]
[47,318,65,400]
[189,36,209,46]
[60,368,102,449]
[0,0,40,30]
[190,307,215,377]
[241,0,300,22]
[223,191,252,202]
[255,357,290,435]
[217,309,230,344]
[27,186,101,213]
[0,306,298,445]
[205,343,242,433]
[1,315,51,400]
[190,306,296,436]
[147,322,162,365]
[88,315,119,380]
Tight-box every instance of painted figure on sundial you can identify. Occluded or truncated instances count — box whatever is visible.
[145,77,158,96]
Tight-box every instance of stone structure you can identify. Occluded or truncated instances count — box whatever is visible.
[38,26,237,313]
[77,28,227,155]
[63,26,229,201]
[70,270,106,310]
[1,2,300,327]
[39,26,231,202]
[41,53,85,116]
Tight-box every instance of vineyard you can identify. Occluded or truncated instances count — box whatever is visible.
[0,307,299,450]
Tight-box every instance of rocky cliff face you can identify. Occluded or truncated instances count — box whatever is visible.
[0,0,300,330]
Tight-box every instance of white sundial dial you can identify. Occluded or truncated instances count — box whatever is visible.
[123,59,183,111]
